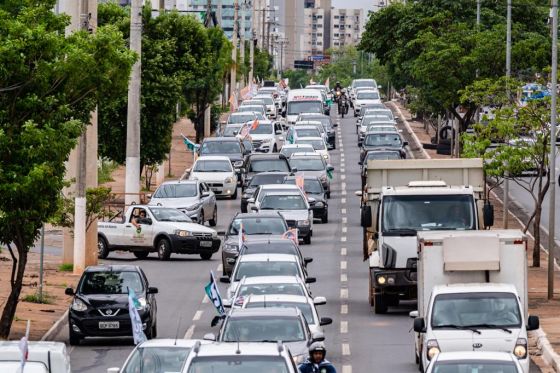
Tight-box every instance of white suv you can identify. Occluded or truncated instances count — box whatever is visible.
[188,156,238,199]
[249,121,285,153]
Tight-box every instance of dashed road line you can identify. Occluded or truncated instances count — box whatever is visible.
[342,226,347,233]
[340,321,348,334]
[341,208,347,214]
[342,365,352,373]
[341,247,347,256]
[342,217,347,224]
[341,175,346,180]
[216,263,223,272]
[202,295,209,304]
[184,325,195,339]
[341,198,346,204]
[341,304,348,314]
[341,182,346,190]
[192,310,203,321]
[342,343,351,356]
[340,260,347,270]
[341,236,347,242]
[341,190,347,196]
[340,288,348,299]
[341,273,347,282]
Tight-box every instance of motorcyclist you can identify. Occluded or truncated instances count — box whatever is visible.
[334,81,342,103]
[298,342,337,373]
[338,89,349,116]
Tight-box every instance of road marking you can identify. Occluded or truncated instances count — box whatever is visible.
[340,321,348,334]
[193,310,203,321]
[341,208,347,214]
[341,198,346,204]
[342,365,352,373]
[202,295,209,304]
[184,325,195,339]
[216,263,223,272]
[341,273,347,282]
[341,304,348,314]
[342,226,347,233]
[341,190,347,196]
[342,217,347,224]
[341,175,346,180]
[341,162,345,168]
[341,247,347,256]
[341,168,345,173]
[341,236,347,242]
[341,260,347,270]
[341,182,346,190]
[342,343,351,355]
[340,288,348,299]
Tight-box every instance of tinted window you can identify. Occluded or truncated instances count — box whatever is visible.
[357,92,380,100]
[432,361,518,373]
[238,283,305,297]
[222,317,305,342]
[238,106,264,114]
[366,152,401,160]
[223,125,242,137]
[284,179,323,194]
[295,128,320,138]
[200,141,241,154]
[250,123,273,135]
[287,101,323,115]
[188,356,290,373]
[289,158,325,171]
[153,184,197,198]
[296,139,326,150]
[280,147,314,158]
[249,159,290,172]
[229,218,287,235]
[249,174,287,187]
[79,271,143,295]
[228,114,254,124]
[234,261,300,280]
[150,207,192,222]
[122,347,191,373]
[242,242,298,256]
[364,134,402,147]
[246,302,314,325]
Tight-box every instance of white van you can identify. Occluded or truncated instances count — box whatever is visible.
[286,89,323,125]
[0,341,71,373]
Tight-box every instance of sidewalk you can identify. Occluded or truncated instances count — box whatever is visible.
[391,99,560,372]
[1,118,198,341]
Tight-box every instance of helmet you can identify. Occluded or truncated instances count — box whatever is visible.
[309,341,327,359]
[336,81,341,85]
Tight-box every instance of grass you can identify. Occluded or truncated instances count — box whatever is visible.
[98,158,119,184]
[22,292,53,304]
[58,263,73,272]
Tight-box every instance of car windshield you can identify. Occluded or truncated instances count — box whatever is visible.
[431,292,522,328]
[354,80,376,88]
[255,113,266,120]
[366,152,401,161]
[284,179,323,194]
[223,125,242,137]
[382,194,475,232]
[249,174,287,187]
[367,126,397,133]
[229,218,287,235]
[238,106,264,114]
[234,261,300,281]
[364,134,402,147]
[122,346,191,373]
[187,356,290,373]
[287,101,323,115]
[432,361,518,373]
[200,141,241,155]
[238,283,305,297]
[153,183,197,198]
[296,139,325,150]
[261,195,306,210]
[256,96,273,104]
[297,123,324,133]
[249,159,290,172]
[250,123,273,135]
[228,114,254,124]
[246,302,314,325]
[357,92,380,100]
[289,158,324,171]
[150,207,192,222]
[365,110,393,119]
[295,128,320,138]
[298,116,329,126]
[79,271,143,295]
[222,316,305,342]
[193,160,232,172]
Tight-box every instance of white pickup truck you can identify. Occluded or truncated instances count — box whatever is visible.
[98,205,221,261]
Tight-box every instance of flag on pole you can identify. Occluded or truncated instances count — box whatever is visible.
[239,122,251,139]
[204,271,225,316]
[19,320,30,372]
[282,228,299,245]
[327,167,333,180]
[181,133,200,152]
[128,288,147,345]
[250,119,260,131]
[295,174,305,194]
[238,221,246,250]
[324,77,330,88]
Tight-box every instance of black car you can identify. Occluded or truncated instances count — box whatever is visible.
[65,265,158,345]
[241,153,292,190]
[360,131,407,164]
[359,149,404,188]
[198,137,251,185]
[240,172,289,213]
[296,114,337,149]
[284,175,328,223]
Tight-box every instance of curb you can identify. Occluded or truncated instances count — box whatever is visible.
[386,100,430,159]
[535,328,560,372]
[41,310,68,342]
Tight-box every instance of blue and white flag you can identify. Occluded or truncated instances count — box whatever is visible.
[128,288,147,345]
[204,271,225,316]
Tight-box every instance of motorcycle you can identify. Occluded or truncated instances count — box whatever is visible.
[338,94,349,118]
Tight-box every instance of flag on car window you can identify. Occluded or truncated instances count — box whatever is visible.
[128,288,147,345]
[238,221,246,250]
[204,271,225,316]
[19,320,30,372]
[250,119,259,131]
[282,228,298,245]
[326,168,333,180]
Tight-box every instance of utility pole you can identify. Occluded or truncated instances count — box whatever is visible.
[261,5,266,49]
[503,0,512,228]
[125,0,142,207]
[240,1,246,85]
[548,0,558,300]
[249,30,255,85]
[159,0,165,13]
[230,0,239,105]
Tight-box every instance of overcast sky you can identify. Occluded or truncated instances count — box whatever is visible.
[332,0,374,11]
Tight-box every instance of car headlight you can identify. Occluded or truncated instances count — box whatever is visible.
[293,354,306,365]
[71,298,88,312]
[513,338,527,359]
[136,297,147,311]
[377,275,386,285]
[298,219,310,226]
[186,202,203,211]
[233,161,244,168]
[225,176,235,184]
[174,230,192,237]
[323,154,329,159]
[426,339,440,361]
[224,243,239,252]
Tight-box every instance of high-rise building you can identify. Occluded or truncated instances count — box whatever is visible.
[302,0,331,57]
[187,0,252,40]
[330,8,365,48]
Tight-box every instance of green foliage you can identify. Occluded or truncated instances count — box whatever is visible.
[58,264,74,272]
[98,158,119,184]
[23,292,53,304]
[50,187,114,231]
[282,69,310,89]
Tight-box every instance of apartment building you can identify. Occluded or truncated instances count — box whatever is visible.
[330,8,365,48]
[188,0,252,40]
[302,0,331,57]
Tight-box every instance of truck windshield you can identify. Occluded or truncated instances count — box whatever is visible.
[382,194,475,233]
[431,292,522,329]
[288,101,323,115]
[432,361,518,373]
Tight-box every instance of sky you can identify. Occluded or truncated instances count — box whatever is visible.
[332,0,375,11]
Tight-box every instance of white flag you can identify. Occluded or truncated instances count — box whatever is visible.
[128,288,147,345]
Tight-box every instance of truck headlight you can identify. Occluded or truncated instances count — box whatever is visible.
[71,298,88,312]
[377,275,386,285]
[426,339,440,361]
[298,219,310,226]
[174,230,192,237]
[513,338,527,359]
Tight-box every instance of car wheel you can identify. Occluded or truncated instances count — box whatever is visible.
[98,236,109,259]
[157,238,171,261]
[209,206,217,226]
[69,326,81,346]
[200,252,213,260]
[146,321,157,339]
[133,251,149,260]
[231,187,238,200]
[303,234,311,245]
[321,211,328,224]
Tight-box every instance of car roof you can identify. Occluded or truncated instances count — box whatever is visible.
[84,264,139,273]
[248,153,287,160]
[281,144,314,149]
[262,190,303,197]
[137,339,205,348]
[192,341,290,357]
[234,211,285,219]
[260,184,300,190]
[294,125,321,131]
[229,307,301,318]
[203,137,240,142]
[159,180,198,185]
[196,156,232,162]
[252,172,290,177]
[298,113,328,117]
[237,253,298,262]
[290,153,323,158]
[365,131,401,136]
[284,175,321,181]
[240,276,304,285]
[295,137,323,141]
[356,89,378,93]
[0,341,67,354]
[295,121,322,125]
[244,294,310,304]
[244,238,297,246]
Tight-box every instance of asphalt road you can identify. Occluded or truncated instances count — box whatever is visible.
[51,106,541,372]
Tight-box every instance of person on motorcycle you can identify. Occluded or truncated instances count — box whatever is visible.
[333,81,342,103]
[338,89,349,117]
[298,342,337,373]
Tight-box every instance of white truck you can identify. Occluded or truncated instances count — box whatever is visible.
[98,205,221,261]
[357,158,494,314]
[412,230,540,373]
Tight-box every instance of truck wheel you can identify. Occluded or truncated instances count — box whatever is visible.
[98,236,110,259]
[231,187,238,200]
[133,252,149,260]
[157,238,171,261]
[209,207,217,227]
[303,234,311,245]
[374,293,388,314]
[200,253,213,260]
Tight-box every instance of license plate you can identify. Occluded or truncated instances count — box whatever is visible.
[200,241,213,247]
[99,321,119,329]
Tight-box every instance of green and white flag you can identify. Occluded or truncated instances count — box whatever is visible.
[204,271,225,316]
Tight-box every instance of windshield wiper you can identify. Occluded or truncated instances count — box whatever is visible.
[434,324,481,334]
[384,228,417,236]
[466,324,513,333]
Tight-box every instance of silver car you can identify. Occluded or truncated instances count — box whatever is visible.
[148,180,217,226]
[288,153,334,198]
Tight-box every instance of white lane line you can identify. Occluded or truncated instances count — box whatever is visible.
[341,247,347,256]
[341,198,346,204]
[342,217,347,224]
[193,310,203,321]
[184,325,195,339]
[341,168,345,173]
[340,321,348,334]
[217,263,223,272]
[341,304,348,314]
[341,236,347,242]
[341,190,347,196]
[341,182,346,190]
[340,288,348,299]
[341,163,345,168]
[202,295,209,304]
[340,260,347,270]
[341,273,348,282]
[342,226,347,233]
[342,343,351,355]
[341,175,346,180]
[341,208,347,214]
[342,365,352,373]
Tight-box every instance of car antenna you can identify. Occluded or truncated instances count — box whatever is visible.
[174,315,183,345]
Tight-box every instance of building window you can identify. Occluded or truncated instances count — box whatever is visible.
[334,24,339,28]
[334,33,339,37]
[317,33,322,36]
[334,15,339,19]
[334,41,339,46]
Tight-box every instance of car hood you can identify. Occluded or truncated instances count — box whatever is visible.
[201,153,243,162]
[80,293,130,308]
[158,221,217,235]
[250,134,274,140]
[191,171,234,182]
[148,197,200,208]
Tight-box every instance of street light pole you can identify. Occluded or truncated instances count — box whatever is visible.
[548,0,558,300]
[230,0,239,105]
[503,0,512,228]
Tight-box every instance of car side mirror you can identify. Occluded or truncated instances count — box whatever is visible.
[333,123,338,127]
[358,161,363,165]
[201,191,211,197]
[483,202,494,228]
[355,191,363,197]
[251,206,259,212]
[403,141,409,146]
[276,130,283,135]
[311,331,325,342]
[203,333,216,341]
[65,287,74,296]
[305,277,317,284]
[146,194,152,200]
[107,368,121,373]
[413,317,426,333]
[279,136,284,141]
[409,310,419,319]
[319,317,333,326]
[307,197,316,204]
[304,257,313,264]
[313,296,326,306]
[527,315,540,331]
[147,287,158,294]
[220,276,231,284]
[291,167,298,173]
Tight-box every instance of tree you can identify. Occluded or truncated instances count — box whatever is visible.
[462,79,554,267]
[0,0,135,338]
[282,69,310,89]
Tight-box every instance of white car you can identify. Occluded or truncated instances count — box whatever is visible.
[425,351,524,373]
[294,120,329,144]
[247,184,305,212]
[226,111,257,125]
[254,94,278,118]
[354,89,382,116]
[189,156,238,199]
[293,136,330,163]
[237,104,266,117]
[286,125,322,144]
[249,120,285,153]
[280,143,316,158]
[0,341,71,373]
